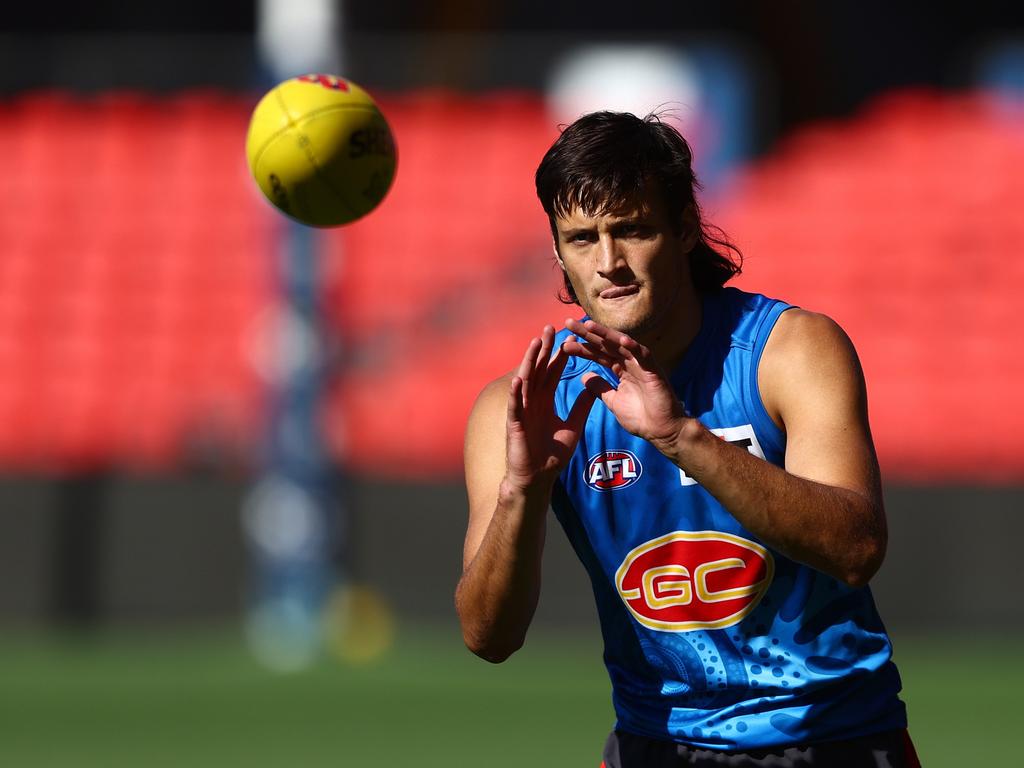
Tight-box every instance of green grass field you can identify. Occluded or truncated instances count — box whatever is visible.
[0,625,1015,767]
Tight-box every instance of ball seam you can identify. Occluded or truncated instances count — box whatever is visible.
[294,133,360,223]
[274,91,384,223]
[250,101,381,173]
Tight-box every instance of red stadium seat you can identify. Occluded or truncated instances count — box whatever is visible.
[0,91,275,471]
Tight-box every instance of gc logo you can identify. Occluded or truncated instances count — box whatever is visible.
[615,531,773,632]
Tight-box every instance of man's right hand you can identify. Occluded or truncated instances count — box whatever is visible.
[503,324,599,493]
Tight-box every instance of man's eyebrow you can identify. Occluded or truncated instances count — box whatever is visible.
[557,226,595,238]
[556,212,651,237]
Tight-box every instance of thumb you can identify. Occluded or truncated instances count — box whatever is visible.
[582,372,615,402]
[565,376,602,433]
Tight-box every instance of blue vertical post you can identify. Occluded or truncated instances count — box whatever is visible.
[242,220,341,670]
[245,0,344,669]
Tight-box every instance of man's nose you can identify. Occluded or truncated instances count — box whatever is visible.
[596,236,626,276]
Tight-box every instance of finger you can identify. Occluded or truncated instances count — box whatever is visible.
[564,319,655,375]
[571,339,629,369]
[544,341,571,384]
[566,317,630,346]
[507,376,525,426]
[566,316,610,336]
[533,325,555,377]
[517,338,540,381]
[516,337,541,406]
[612,337,666,380]
[572,327,654,374]
[562,340,620,370]
[612,333,653,365]
[581,371,616,401]
[576,323,643,364]
[565,317,607,347]
[588,324,654,366]
[582,339,630,365]
[565,379,600,434]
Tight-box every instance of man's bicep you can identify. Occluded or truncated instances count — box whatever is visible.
[760,310,882,501]
[462,375,513,571]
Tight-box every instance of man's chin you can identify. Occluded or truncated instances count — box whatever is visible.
[584,307,654,338]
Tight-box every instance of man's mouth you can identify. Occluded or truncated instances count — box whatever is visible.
[599,285,640,299]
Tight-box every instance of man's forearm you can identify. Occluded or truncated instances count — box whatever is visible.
[455,481,551,663]
[660,421,886,587]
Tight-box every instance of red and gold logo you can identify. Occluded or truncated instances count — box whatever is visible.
[615,531,774,631]
[297,73,351,91]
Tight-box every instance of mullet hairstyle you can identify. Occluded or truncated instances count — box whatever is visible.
[534,111,742,304]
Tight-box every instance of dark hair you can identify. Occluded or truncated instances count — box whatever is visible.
[534,111,742,303]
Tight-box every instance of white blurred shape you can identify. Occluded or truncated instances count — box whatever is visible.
[242,476,323,559]
[258,0,340,77]
[547,45,702,133]
[247,304,322,386]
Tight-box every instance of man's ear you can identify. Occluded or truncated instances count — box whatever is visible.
[679,204,700,251]
[552,241,565,268]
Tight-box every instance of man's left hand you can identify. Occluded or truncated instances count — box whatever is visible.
[562,318,690,455]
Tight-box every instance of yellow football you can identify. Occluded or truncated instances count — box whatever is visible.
[245,74,397,227]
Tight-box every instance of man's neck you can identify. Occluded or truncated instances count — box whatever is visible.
[641,281,704,373]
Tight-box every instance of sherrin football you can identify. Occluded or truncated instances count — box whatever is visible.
[245,74,397,227]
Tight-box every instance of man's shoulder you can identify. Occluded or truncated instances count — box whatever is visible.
[472,372,514,412]
[463,373,514,471]
[758,307,864,422]
[765,308,854,360]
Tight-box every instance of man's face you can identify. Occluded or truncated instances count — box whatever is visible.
[553,195,696,341]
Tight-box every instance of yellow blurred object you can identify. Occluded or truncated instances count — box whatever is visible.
[245,74,397,227]
[323,584,396,664]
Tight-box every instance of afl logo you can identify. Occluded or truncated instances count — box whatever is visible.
[586,450,642,491]
[615,531,774,632]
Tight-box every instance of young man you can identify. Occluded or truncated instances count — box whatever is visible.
[456,112,919,767]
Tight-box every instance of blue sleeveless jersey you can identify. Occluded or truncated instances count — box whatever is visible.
[550,287,906,750]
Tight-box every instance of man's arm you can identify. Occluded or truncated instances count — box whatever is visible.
[456,327,596,662]
[564,310,887,588]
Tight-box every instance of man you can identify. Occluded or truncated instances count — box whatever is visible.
[456,112,919,767]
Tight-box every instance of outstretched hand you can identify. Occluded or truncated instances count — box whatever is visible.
[562,318,688,452]
[504,325,599,491]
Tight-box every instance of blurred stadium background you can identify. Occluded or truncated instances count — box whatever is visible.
[0,1,1022,765]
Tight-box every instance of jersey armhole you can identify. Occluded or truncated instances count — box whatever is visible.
[746,301,794,458]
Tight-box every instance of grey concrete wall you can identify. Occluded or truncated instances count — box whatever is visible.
[0,476,1020,633]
